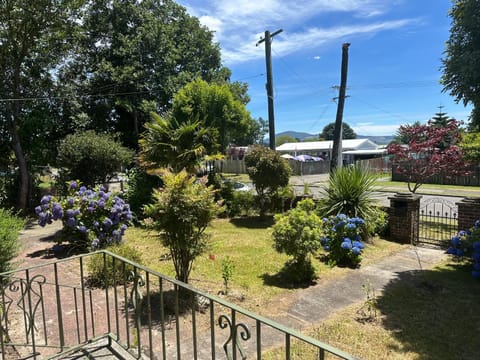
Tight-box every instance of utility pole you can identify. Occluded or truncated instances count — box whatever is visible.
[257,29,283,150]
[331,43,350,171]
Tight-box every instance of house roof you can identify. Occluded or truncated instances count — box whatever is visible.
[276,139,379,152]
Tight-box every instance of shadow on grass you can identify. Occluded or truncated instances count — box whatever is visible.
[229,216,274,229]
[376,259,480,359]
[260,261,317,289]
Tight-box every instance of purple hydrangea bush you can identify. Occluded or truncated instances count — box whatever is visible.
[446,220,480,279]
[36,181,133,251]
[321,214,366,267]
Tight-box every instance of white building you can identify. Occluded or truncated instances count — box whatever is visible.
[276,139,386,164]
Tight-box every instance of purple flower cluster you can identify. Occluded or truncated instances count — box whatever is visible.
[36,181,133,251]
[321,214,366,267]
[447,220,480,279]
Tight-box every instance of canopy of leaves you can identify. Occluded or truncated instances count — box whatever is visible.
[459,132,480,162]
[441,0,480,129]
[172,79,256,151]
[139,112,218,174]
[143,170,219,283]
[60,0,225,148]
[57,131,134,187]
[387,120,468,193]
[244,145,291,197]
[276,134,297,147]
[319,122,356,140]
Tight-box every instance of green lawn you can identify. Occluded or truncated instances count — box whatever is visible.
[124,217,403,311]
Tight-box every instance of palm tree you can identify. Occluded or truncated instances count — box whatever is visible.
[139,112,218,174]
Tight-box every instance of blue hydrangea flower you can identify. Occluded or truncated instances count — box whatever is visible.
[346,223,356,230]
[341,241,352,250]
[353,240,365,249]
[69,181,78,190]
[352,246,361,255]
[451,236,461,247]
[456,248,463,256]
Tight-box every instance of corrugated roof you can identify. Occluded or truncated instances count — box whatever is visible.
[276,139,378,152]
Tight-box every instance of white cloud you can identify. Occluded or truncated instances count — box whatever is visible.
[313,56,321,60]
[178,0,419,65]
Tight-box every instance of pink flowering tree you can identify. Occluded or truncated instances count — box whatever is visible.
[387,119,469,193]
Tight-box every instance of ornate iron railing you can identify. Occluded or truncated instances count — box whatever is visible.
[0,251,357,359]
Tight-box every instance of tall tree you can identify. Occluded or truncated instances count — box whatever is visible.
[61,0,225,148]
[441,0,480,130]
[387,120,468,193]
[0,0,79,210]
[319,122,356,141]
[172,79,255,151]
[431,106,453,128]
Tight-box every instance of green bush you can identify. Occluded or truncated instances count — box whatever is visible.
[87,244,143,287]
[272,199,323,283]
[56,131,134,189]
[0,209,24,274]
[124,167,163,221]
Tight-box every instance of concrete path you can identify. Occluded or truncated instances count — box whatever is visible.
[274,246,446,330]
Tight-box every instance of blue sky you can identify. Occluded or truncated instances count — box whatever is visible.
[177,0,472,136]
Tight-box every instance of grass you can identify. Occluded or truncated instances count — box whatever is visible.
[375,176,480,195]
[124,217,403,311]
[264,258,480,360]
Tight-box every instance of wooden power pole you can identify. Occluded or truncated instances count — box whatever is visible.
[257,29,283,150]
[331,43,350,171]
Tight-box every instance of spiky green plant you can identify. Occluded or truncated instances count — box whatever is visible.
[317,164,381,236]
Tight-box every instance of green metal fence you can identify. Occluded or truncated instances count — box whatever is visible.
[0,251,358,359]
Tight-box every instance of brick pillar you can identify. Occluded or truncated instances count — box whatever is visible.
[457,197,480,231]
[388,192,422,244]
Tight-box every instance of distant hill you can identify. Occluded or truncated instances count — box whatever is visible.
[274,131,393,145]
[276,131,317,141]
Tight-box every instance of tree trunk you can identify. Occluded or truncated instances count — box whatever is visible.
[11,64,30,212]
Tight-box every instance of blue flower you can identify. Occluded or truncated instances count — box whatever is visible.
[78,225,88,233]
[40,195,52,205]
[66,217,77,227]
[456,248,463,257]
[69,181,78,190]
[474,242,480,252]
[353,240,365,249]
[336,214,347,220]
[352,246,361,255]
[446,247,456,255]
[346,223,356,230]
[35,206,42,215]
[103,217,113,229]
[451,236,461,247]
[341,241,352,250]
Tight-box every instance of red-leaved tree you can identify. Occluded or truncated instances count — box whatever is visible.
[387,119,469,193]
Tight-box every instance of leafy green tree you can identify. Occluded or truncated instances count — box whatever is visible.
[0,0,79,210]
[319,122,356,140]
[172,79,255,151]
[144,170,219,283]
[61,0,225,148]
[431,107,453,128]
[441,0,480,130]
[244,145,291,216]
[57,131,134,188]
[272,199,323,283]
[459,132,480,162]
[276,134,297,147]
[139,112,218,174]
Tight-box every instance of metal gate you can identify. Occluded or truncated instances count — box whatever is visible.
[418,198,458,247]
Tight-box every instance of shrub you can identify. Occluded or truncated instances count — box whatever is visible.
[56,131,134,189]
[87,244,143,287]
[317,164,378,237]
[245,145,291,216]
[35,181,133,252]
[446,220,480,279]
[124,167,163,222]
[321,214,366,267]
[272,198,323,282]
[144,170,219,284]
[0,209,24,274]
